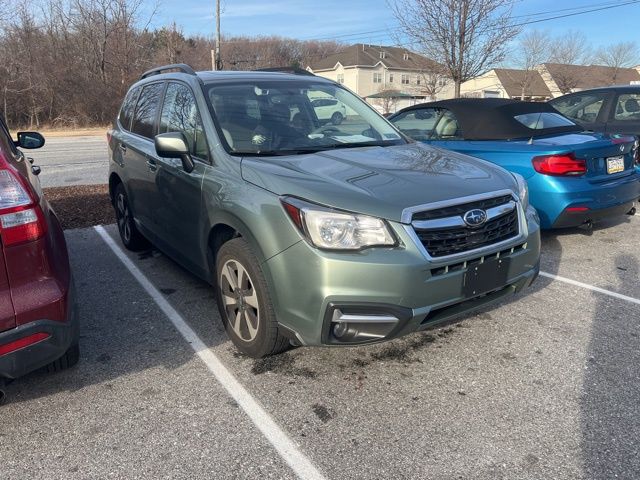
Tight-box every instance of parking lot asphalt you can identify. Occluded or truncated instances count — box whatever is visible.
[28,136,108,188]
[2,215,639,479]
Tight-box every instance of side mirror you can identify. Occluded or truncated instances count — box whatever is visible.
[154,132,194,173]
[16,131,45,149]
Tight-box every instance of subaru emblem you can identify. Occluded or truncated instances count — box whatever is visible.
[463,209,488,228]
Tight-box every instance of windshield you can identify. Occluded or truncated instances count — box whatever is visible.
[205,80,405,155]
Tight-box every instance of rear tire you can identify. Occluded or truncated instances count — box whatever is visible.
[45,343,80,373]
[215,238,289,358]
[113,183,149,251]
[331,112,344,125]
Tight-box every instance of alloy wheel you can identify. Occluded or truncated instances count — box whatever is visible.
[220,259,260,342]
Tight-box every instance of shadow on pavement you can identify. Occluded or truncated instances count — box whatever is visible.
[581,253,640,479]
[3,227,226,405]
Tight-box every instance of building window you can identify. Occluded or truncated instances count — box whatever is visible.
[389,73,394,83]
[337,74,344,84]
[379,51,386,59]
[403,53,409,60]
[373,73,383,83]
[401,74,409,85]
[416,76,421,85]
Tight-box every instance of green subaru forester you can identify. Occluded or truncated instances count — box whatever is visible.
[108,64,541,358]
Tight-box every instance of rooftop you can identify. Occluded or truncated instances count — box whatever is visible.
[308,43,439,72]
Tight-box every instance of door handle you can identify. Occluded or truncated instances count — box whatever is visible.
[119,144,127,154]
[146,159,158,172]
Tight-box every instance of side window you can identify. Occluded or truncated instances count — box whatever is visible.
[433,109,461,140]
[159,83,210,161]
[391,108,438,141]
[613,93,640,121]
[118,86,140,131]
[131,82,165,139]
[551,93,606,124]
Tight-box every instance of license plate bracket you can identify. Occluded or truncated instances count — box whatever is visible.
[462,257,511,297]
[606,155,625,174]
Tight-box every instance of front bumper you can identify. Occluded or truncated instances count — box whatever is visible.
[0,283,78,380]
[265,207,541,346]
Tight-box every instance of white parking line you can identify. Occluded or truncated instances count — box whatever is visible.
[540,271,640,306]
[94,226,327,480]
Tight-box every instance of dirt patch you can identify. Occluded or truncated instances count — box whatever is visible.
[44,185,113,229]
[251,352,318,378]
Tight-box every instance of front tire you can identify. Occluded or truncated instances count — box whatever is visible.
[113,183,149,251]
[331,111,344,125]
[215,238,289,358]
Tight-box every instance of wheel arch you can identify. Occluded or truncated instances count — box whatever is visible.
[204,212,271,284]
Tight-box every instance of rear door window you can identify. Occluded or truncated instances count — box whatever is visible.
[551,93,607,125]
[159,82,210,162]
[613,93,640,121]
[119,86,140,131]
[131,82,165,139]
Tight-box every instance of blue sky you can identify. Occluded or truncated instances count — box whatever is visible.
[149,0,640,49]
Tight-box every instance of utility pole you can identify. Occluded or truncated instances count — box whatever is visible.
[212,0,222,71]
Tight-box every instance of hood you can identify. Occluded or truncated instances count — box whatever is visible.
[240,143,517,223]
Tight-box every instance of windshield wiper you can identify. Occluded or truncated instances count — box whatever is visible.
[233,141,401,157]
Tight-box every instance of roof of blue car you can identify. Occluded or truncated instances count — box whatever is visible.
[395,98,583,140]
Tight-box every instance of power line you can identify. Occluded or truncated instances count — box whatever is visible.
[294,0,640,44]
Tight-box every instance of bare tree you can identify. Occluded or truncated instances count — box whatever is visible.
[549,30,591,65]
[391,0,521,97]
[373,88,401,115]
[511,29,550,100]
[544,30,593,94]
[595,41,639,83]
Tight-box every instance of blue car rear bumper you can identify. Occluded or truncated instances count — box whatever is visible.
[529,171,640,228]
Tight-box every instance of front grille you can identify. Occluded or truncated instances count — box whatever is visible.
[412,195,513,221]
[413,201,519,258]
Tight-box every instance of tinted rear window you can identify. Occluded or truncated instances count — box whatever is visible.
[131,83,165,139]
[119,86,140,131]
[514,112,576,130]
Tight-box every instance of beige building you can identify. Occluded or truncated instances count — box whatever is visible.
[307,44,447,113]
[458,64,640,101]
[458,68,551,100]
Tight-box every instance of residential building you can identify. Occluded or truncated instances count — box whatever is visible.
[306,43,448,113]
[537,63,640,97]
[458,68,551,100]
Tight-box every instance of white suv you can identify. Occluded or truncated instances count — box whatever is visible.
[311,98,347,125]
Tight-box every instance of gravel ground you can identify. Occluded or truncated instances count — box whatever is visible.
[44,184,113,229]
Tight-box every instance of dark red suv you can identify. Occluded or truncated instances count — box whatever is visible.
[0,118,78,402]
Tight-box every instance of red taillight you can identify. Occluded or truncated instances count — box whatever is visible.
[532,153,587,177]
[0,168,46,246]
[0,332,50,356]
[565,206,590,213]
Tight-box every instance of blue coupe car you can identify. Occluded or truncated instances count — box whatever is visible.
[389,98,640,229]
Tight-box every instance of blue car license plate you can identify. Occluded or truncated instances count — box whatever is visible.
[607,155,625,174]
[462,258,511,297]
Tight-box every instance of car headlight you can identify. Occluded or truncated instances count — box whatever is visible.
[281,197,397,250]
[512,173,529,209]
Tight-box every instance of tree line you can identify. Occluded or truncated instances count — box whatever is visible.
[0,0,340,128]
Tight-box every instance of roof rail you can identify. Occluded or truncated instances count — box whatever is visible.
[253,67,315,76]
[140,64,197,80]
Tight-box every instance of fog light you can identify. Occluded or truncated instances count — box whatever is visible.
[333,322,349,338]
